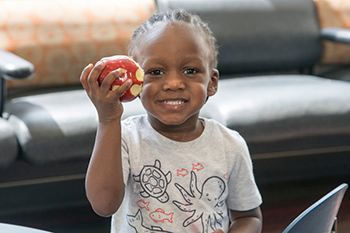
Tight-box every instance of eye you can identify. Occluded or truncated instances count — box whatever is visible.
[184,68,197,75]
[149,70,164,75]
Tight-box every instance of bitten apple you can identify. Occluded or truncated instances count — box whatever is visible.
[97,55,144,102]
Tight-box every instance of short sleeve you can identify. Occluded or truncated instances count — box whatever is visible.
[226,133,262,211]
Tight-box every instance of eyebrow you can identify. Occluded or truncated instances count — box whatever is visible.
[146,54,207,63]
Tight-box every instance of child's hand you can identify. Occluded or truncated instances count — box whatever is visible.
[80,61,133,123]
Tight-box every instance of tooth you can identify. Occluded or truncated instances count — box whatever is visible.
[165,100,183,105]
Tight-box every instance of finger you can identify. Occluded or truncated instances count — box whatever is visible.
[113,79,133,97]
[100,68,126,94]
[88,61,105,94]
[80,63,93,92]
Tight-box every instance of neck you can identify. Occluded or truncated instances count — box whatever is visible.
[149,117,204,142]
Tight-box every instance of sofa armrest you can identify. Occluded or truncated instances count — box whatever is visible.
[0,50,35,117]
[0,50,34,80]
[321,27,350,45]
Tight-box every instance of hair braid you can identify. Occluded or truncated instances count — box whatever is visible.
[128,9,219,69]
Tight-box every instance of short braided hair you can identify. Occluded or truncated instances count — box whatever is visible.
[128,9,219,69]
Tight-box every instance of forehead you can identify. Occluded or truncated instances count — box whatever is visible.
[146,21,200,40]
[133,21,210,59]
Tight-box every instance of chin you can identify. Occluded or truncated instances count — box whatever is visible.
[148,113,199,127]
[157,116,185,126]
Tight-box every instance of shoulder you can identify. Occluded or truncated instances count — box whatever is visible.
[121,114,149,140]
[203,118,251,166]
[122,114,147,126]
[203,118,247,147]
[121,114,148,131]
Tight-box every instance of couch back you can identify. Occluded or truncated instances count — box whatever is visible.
[157,0,323,76]
[1,0,156,90]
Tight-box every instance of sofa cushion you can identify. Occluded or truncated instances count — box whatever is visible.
[6,90,145,164]
[8,75,350,164]
[0,118,18,166]
[201,75,350,158]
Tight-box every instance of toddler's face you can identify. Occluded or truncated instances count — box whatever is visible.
[133,22,218,130]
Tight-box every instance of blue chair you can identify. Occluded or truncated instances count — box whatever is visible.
[282,183,348,233]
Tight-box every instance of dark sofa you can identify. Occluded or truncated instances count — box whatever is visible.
[1,0,350,217]
[157,0,350,184]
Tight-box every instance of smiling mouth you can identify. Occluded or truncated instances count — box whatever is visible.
[162,99,187,105]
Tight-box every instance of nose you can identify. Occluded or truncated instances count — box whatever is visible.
[162,71,185,91]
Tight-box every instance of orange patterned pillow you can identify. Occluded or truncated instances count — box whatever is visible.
[315,0,350,64]
[0,0,156,89]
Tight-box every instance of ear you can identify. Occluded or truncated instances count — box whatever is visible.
[207,69,219,97]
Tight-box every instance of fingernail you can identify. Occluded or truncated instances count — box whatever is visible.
[85,63,93,69]
[95,61,104,66]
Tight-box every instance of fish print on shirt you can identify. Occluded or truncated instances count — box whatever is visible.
[137,199,150,211]
[149,208,174,224]
[127,209,173,233]
[176,168,189,177]
[176,162,204,178]
[192,162,204,171]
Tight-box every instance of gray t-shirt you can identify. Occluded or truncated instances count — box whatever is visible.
[111,115,262,233]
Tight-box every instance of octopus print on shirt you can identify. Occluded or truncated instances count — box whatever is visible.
[173,171,226,231]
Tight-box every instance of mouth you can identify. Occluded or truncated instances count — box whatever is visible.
[161,99,187,105]
[158,98,188,109]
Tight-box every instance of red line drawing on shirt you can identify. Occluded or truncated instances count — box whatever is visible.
[137,199,150,211]
[127,209,173,232]
[223,173,228,180]
[192,162,204,171]
[149,208,174,224]
[177,168,189,177]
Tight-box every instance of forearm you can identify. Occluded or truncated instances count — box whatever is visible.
[80,61,132,217]
[85,120,125,217]
[228,207,263,233]
[228,216,262,233]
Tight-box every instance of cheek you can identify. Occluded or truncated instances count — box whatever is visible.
[139,82,151,97]
[199,84,210,98]
[139,83,153,107]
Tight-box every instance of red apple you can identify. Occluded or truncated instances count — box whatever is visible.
[97,55,144,102]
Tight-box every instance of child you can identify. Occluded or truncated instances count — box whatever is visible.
[80,9,262,233]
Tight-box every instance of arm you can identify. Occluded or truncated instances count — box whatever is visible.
[228,207,263,233]
[80,61,132,217]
